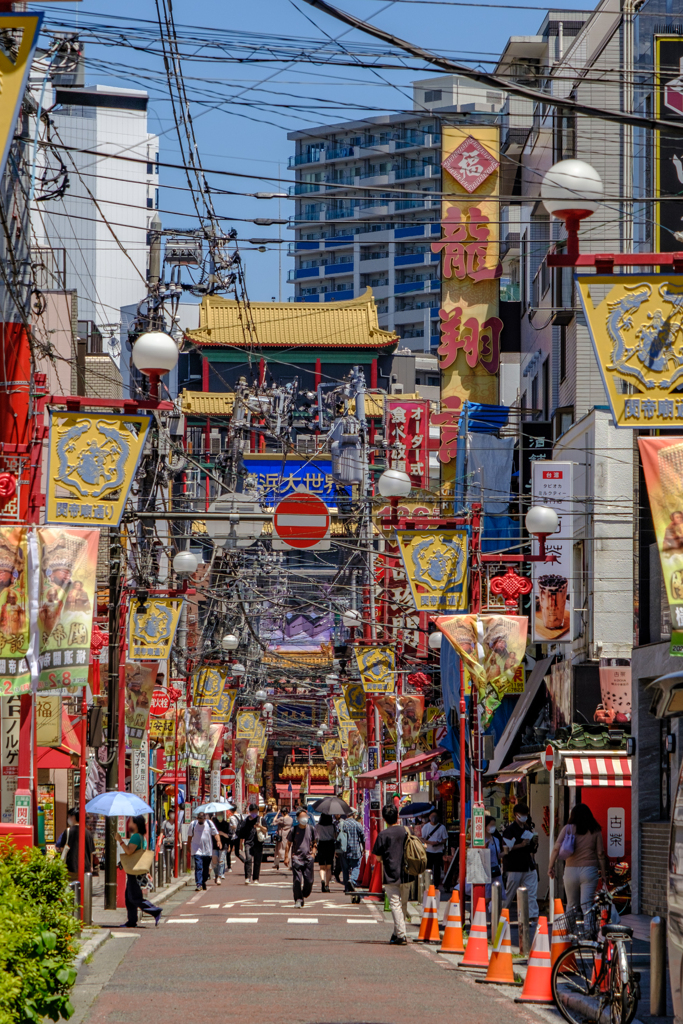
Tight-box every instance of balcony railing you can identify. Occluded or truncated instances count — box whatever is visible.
[395,166,427,180]
[288,150,324,168]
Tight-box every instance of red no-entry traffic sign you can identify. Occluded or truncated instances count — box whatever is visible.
[221,768,236,785]
[543,744,554,772]
[272,489,330,550]
[149,689,171,716]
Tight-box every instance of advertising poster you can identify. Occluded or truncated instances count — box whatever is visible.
[0,694,20,822]
[353,646,395,694]
[400,694,426,751]
[128,598,182,660]
[187,707,213,769]
[37,783,55,844]
[639,436,683,632]
[37,528,98,690]
[598,661,632,720]
[35,695,62,746]
[124,660,157,749]
[385,398,430,489]
[531,461,574,643]
[396,529,468,613]
[436,613,528,725]
[0,528,30,696]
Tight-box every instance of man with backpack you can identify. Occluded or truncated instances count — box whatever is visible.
[373,803,426,945]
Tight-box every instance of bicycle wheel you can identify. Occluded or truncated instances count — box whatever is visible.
[552,943,605,1024]
[609,955,639,1024]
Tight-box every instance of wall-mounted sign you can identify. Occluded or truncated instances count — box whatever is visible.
[531,462,574,644]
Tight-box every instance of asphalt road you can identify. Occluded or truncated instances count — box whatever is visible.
[72,861,561,1024]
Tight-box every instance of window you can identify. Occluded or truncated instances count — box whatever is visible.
[560,325,567,382]
[553,108,576,163]
[424,90,442,102]
[542,357,550,420]
[427,376,439,386]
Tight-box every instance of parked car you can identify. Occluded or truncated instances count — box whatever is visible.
[261,811,278,860]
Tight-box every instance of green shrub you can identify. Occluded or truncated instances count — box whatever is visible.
[0,841,79,1024]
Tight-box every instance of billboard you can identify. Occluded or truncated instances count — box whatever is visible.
[531,462,574,644]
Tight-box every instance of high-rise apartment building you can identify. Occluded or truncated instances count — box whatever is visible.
[287,76,504,353]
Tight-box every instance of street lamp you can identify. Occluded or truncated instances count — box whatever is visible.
[172,550,198,576]
[428,630,443,650]
[378,467,412,525]
[263,702,274,715]
[231,663,246,678]
[131,330,179,400]
[525,504,560,562]
[342,608,361,629]
[255,689,267,702]
[221,633,239,652]
[541,159,603,260]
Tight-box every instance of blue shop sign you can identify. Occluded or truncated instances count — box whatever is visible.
[242,457,349,508]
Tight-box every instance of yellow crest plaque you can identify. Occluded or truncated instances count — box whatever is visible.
[396,529,468,612]
[353,646,396,694]
[128,599,182,660]
[577,274,683,428]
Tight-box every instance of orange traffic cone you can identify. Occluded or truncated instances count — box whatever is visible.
[357,852,370,889]
[459,897,490,969]
[416,885,441,943]
[477,910,520,985]
[362,855,383,903]
[515,917,553,1003]
[551,899,572,968]
[438,889,465,954]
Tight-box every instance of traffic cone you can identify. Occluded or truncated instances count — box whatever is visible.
[459,897,490,969]
[551,899,572,968]
[477,911,520,986]
[438,889,465,954]
[514,917,553,1003]
[416,884,441,943]
[358,852,371,888]
[362,855,383,903]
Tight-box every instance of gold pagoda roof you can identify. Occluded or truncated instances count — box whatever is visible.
[184,288,398,351]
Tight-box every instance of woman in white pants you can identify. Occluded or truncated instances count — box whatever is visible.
[548,803,608,912]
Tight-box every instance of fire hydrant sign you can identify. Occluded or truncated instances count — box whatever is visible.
[150,689,171,717]
[273,490,330,551]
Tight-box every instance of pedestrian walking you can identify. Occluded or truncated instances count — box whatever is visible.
[502,802,539,922]
[548,802,607,911]
[237,803,266,884]
[211,813,230,884]
[315,812,336,892]
[485,815,505,902]
[56,807,96,882]
[188,811,220,891]
[373,803,410,945]
[284,807,317,908]
[227,807,240,870]
[115,815,162,928]
[421,809,448,889]
[273,807,292,870]
[334,810,365,893]
[161,807,177,859]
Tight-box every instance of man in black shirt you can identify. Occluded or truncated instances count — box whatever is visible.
[56,807,96,882]
[284,808,317,907]
[502,801,539,922]
[372,804,409,945]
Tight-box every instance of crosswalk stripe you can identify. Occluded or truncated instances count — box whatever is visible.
[346,919,376,924]
[167,918,198,924]
[226,917,258,923]
[287,917,318,924]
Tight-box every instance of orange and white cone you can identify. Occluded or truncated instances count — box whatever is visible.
[438,889,465,954]
[459,897,490,969]
[515,917,554,1003]
[363,855,383,903]
[416,884,441,943]
[551,898,572,968]
[477,910,520,985]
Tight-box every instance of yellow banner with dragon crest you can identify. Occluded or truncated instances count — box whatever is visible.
[396,529,468,613]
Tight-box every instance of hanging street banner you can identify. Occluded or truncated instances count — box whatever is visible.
[187,707,213,769]
[0,15,43,183]
[35,696,62,747]
[577,274,683,428]
[342,682,366,720]
[333,695,365,766]
[353,646,396,694]
[128,598,182,660]
[385,399,430,490]
[656,38,683,252]
[0,528,30,695]
[436,613,528,726]
[46,411,151,527]
[396,529,468,613]
[192,665,238,724]
[321,737,341,762]
[375,694,426,751]
[639,436,683,634]
[37,528,98,690]
[531,461,574,643]
[124,660,157,749]
[235,709,267,752]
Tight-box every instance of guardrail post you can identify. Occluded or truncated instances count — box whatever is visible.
[651,915,667,1016]
[82,872,92,926]
[69,881,81,927]
[517,886,529,956]
[491,880,502,940]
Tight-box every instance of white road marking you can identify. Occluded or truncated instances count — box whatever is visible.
[346,918,377,924]
[226,917,258,923]
[202,904,220,908]
[287,917,318,924]
[167,918,198,924]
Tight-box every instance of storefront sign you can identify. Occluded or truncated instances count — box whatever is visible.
[578,275,683,427]
[241,455,348,508]
[396,529,468,612]
[35,696,62,746]
[1,695,20,822]
[531,462,574,644]
[353,646,395,694]
[639,436,683,631]
[131,736,149,800]
[385,399,430,489]
[14,790,30,826]
[37,783,55,844]
[607,806,626,858]
[128,599,182,661]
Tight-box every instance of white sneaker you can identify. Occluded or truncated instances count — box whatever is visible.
[245,879,250,885]
[216,878,222,885]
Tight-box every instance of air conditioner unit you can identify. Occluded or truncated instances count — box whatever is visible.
[390,383,403,394]
[210,432,222,455]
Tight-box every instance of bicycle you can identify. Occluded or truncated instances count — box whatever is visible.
[551,886,640,1024]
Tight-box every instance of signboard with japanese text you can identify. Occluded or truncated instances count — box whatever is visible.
[275,702,315,729]
[124,660,157,749]
[46,411,151,527]
[607,806,626,858]
[638,436,683,632]
[0,528,30,695]
[396,529,468,613]
[241,455,349,509]
[521,423,554,500]
[131,736,149,801]
[35,696,62,746]
[436,127,501,479]
[385,399,430,489]
[128,599,182,661]
[531,462,574,643]
[374,543,428,658]
[37,783,55,844]
[472,803,486,847]
[656,38,683,252]
[353,646,396,694]
[578,275,683,428]
[37,528,98,690]
[0,694,20,821]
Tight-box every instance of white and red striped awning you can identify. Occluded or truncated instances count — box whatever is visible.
[562,755,631,788]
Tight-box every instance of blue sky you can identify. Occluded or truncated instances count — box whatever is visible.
[44,0,596,300]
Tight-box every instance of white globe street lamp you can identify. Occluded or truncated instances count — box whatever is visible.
[221,634,239,652]
[263,702,274,716]
[131,330,179,400]
[231,663,246,678]
[172,550,198,576]
[525,505,560,538]
[541,159,603,259]
[255,689,267,702]
[378,468,412,498]
[428,631,443,650]
[342,608,361,629]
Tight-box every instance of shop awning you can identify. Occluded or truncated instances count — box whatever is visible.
[495,758,542,784]
[157,771,186,786]
[356,748,444,790]
[275,783,334,797]
[562,755,632,788]
[35,709,81,768]
[486,655,555,777]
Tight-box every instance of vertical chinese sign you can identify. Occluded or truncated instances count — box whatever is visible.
[433,128,501,481]
[385,399,430,490]
[531,461,574,643]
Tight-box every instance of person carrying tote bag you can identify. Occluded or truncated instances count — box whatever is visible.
[115,814,162,928]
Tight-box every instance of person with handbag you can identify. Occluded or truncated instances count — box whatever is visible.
[56,807,95,882]
[315,812,336,892]
[188,811,221,891]
[115,815,162,928]
[548,803,607,911]
[421,810,448,889]
[484,815,506,902]
[237,803,265,885]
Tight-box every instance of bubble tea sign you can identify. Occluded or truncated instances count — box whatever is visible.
[531,462,574,643]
